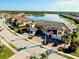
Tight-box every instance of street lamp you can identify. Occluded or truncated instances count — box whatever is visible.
[44,31,48,45]
[45,34,47,45]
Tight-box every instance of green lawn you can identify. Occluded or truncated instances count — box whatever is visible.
[71,48,79,57]
[59,16,76,25]
[0,46,14,59]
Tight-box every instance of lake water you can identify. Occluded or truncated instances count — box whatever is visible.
[27,14,69,24]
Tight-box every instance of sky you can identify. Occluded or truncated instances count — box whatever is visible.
[0,0,79,12]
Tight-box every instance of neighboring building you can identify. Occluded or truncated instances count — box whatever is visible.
[13,14,32,28]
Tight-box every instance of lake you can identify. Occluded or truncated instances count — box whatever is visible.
[27,14,69,24]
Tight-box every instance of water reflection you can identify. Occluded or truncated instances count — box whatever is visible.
[27,14,69,24]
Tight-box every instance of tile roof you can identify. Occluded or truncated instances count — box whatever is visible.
[35,21,73,32]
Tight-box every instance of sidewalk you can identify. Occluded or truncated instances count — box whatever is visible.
[9,50,29,59]
[0,36,18,53]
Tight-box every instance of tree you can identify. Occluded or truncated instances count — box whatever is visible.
[40,53,48,59]
[71,32,78,45]
[62,34,70,45]
[25,24,29,29]
[30,56,38,59]
[77,24,79,28]
[13,19,19,28]
[62,32,78,53]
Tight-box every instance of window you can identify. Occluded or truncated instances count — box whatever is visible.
[52,30,57,35]
[58,32,61,34]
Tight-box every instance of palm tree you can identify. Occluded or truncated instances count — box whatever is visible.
[71,32,78,46]
[62,34,70,45]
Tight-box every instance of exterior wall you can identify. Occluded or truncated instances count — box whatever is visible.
[51,34,57,39]
[43,30,63,40]
[30,28,63,40]
[57,30,63,40]
[43,31,49,36]
[30,28,37,35]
